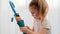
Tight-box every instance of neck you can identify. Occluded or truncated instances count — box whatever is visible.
[39,16,45,23]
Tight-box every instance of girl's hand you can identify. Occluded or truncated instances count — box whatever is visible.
[20,26,30,33]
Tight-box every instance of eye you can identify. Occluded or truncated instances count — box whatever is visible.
[32,12,35,14]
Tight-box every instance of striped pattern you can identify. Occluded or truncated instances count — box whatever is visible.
[15,16,22,21]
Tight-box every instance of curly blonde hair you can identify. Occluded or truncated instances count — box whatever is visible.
[29,0,48,21]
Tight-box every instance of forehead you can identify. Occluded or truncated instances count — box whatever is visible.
[29,5,39,13]
[29,6,38,12]
[29,7,35,11]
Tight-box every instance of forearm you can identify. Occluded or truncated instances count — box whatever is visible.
[26,29,40,34]
[26,29,34,34]
[26,27,34,34]
[26,28,48,34]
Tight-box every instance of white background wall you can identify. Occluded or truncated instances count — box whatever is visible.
[0,0,60,34]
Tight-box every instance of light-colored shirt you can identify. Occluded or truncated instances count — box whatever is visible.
[33,19,51,34]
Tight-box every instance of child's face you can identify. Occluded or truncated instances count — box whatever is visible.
[29,6,39,19]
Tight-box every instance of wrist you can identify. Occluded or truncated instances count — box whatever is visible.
[26,29,34,34]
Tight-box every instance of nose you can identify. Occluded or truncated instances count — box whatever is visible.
[32,13,35,16]
[32,14,36,18]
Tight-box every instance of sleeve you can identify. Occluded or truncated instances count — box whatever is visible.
[41,20,51,30]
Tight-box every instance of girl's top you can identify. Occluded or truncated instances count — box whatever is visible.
[33,19,51,34]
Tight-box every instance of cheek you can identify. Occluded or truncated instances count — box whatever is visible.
[32,13,39,18]
[34,12,39,16]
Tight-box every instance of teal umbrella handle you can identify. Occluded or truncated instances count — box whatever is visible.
[14,14,26,34]
[17,20,26,34]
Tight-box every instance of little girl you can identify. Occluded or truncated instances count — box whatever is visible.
[20,0,51,34]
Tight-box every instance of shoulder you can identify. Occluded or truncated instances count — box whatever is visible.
[41,19,51,30]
